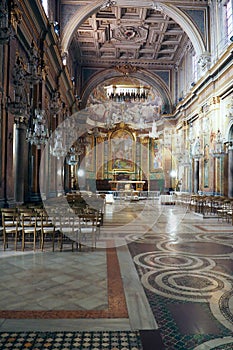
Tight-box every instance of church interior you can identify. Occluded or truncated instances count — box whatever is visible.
[0,0,233,349]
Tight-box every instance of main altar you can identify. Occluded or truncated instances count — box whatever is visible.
[108,180,145,191]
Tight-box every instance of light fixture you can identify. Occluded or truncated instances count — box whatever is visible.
[106,83,150,102]
[50,129,67,159]
[26,108,49,148]
[100,0,116,9]
[66,147,79,166]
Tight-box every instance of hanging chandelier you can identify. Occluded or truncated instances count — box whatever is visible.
[105,83,150,102]
[26,108,49,148]
[50,129,67,159]
[66,147,79,166]
[105,66,150,102]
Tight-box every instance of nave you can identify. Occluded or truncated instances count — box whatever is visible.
[0,200,233,350]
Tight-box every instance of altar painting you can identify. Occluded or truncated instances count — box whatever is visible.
[110,129,134,171]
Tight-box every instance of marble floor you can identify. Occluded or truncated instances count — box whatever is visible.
[0,199,233,349]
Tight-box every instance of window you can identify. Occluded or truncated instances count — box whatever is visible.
[225,0,233,41]
[192,52,198,82]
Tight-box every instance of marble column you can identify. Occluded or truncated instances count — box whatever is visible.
[228,143,233,198]
[194,159,199,193]
[14,121,27,204]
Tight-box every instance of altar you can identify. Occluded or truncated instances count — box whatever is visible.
[109,180,145,192]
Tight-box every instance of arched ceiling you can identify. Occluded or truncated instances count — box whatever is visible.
[60,0,208,110]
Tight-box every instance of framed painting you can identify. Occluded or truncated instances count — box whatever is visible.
[150,139,163,172]
[110,129,135,171]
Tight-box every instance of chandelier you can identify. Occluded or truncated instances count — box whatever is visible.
[50,129,67,159]
[105,65,150,102]
[26,108,49,148]
[105,83,150,102]
[66,147,79,166]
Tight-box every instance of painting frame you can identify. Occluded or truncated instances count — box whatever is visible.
[109,128,135,172]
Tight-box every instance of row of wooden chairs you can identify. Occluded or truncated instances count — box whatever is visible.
[1,208,60,251]
[1,207,101,252]
[174,193,233,224]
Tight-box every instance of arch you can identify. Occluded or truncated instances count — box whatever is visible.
[61,1,207,57]
[225,119,233,142]
[80,68,173,113]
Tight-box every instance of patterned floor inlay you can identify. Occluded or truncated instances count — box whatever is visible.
[1,203,233,349]
[128,226,233,349]
[0,331,142,349]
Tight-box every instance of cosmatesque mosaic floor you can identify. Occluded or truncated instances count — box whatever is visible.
[0,199,233,349]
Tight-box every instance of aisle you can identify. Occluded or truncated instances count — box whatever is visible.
[0,201,233,349]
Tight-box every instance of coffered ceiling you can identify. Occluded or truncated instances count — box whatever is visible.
[70,5,190,69]
[61,0,208,108]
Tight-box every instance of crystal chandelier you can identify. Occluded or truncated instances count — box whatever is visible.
[50,129,67,159]
[66,147,79,166]
[26,108,49,148]
[210,130,226,158]
[105,83,150,102]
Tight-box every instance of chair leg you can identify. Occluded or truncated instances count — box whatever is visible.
[3,235,7,250]
[41,234,44,251]
[22,234,25,251]
[52,232,55,252]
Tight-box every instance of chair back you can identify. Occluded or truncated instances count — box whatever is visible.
[2,212,19,228]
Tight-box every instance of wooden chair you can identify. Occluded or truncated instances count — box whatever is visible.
[20,210,39,251]
[2,211,20,250]
[78,213,99,251]
[58,212,78,251]
[39,211,58,251]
